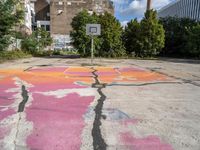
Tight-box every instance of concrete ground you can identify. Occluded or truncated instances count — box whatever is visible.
[0,57,200,150]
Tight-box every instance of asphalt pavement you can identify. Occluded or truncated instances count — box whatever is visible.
[0,57,200,150]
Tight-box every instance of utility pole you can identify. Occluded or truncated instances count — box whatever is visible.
[147,0,152,10]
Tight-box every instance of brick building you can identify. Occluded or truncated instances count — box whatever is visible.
[31,0,114,49]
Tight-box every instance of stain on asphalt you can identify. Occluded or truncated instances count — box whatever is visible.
[91,68,107,150]
[37,64,52,67]
[24,67,33,72]
[18,85,29,112]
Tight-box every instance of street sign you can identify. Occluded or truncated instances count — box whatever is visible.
[86,24,101,36]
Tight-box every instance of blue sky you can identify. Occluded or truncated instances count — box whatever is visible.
[112,0,175,25]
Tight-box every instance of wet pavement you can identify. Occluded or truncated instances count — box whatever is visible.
[0,58,200,150]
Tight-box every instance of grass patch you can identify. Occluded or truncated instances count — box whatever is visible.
[0,50,32,63]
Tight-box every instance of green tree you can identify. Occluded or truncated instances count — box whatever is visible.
[159,17,197,57]
[70,10,100,57]
[0,0,24,50]
[123,19,141,56]
[21,28,53,53]
[139,10,165,57]
[99,12,126,57]
[186,24,200,57]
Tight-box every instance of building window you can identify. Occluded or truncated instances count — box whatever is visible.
[41,25,45,29]
[46,25,50,31]
[67,2,71,5]
[58,1,63,5]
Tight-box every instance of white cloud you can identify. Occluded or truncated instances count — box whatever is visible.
[121,20,129,27]
[119,0,171,18]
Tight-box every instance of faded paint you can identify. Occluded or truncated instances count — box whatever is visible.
[0,67,172,149]
[120,132,173,150]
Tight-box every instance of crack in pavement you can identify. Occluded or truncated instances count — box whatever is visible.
[91,68,107,150]
[14,85,29,150]
[130,63,200,87]
[14,113,22,150]
[18,85,29,112]
[148,69,200,87]
[24,67,33,72]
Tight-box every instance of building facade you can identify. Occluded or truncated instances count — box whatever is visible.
[15,0,35,35]
[31,0,114,49]
[158,0,200,21]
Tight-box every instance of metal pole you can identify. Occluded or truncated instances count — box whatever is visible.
[91,36,94,65]
[147,0,152,10]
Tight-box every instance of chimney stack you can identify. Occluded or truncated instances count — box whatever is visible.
[147,0,152,10]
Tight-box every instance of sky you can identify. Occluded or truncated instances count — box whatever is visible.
[112,0,176,26]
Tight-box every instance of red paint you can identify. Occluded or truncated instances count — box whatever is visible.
[29,67,67,72]
[65,72,92,77]
[0,79,18,120]
[26,93,94,150]
[120,132,173,150]
[97,72,118,76]
[30,83,86,92]
[0,109,15,121]
[0,78,18,141]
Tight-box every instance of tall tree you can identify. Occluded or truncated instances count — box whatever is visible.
[159,17,197,56]
[99,12,126,57]
[123,19,141,56]
[186,24,200,58]
[0,0,24,50]
[139,10,165,57]
[70,10,100,57]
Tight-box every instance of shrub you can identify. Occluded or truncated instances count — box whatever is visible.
[0,50,31,63]
[139,10,165,57]
[21,28,53,54]
[123,10,165,57]
[186,24,200,58]
[99,12,126,57]
[123,19,141,56]
[159,17,198,57]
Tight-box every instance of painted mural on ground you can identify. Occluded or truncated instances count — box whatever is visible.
[0,66,173,149]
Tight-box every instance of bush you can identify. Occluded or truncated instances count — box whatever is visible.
[123,10,165,57]
[52,49,78,55]
[159,17,198,57]
[0,50,31,63]
[186,24,200,58]
[99,12,126,57]
[21,28,53,54]
[21,36,38,53]
[123,19,141,56]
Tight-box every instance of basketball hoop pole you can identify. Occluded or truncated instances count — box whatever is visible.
[86,24,101,65]
[91,35,94,65]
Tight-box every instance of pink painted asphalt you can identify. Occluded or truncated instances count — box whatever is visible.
[0,66,173,149]
[26,93,94,150]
